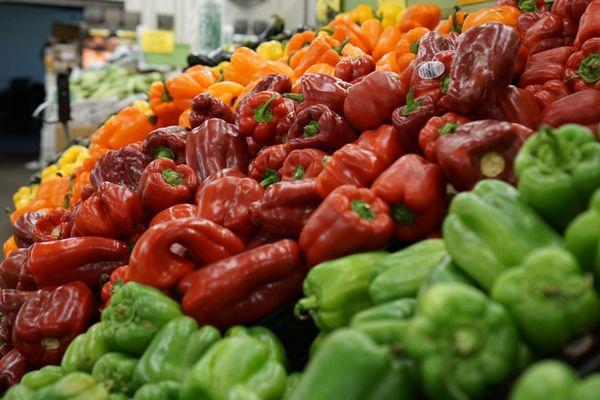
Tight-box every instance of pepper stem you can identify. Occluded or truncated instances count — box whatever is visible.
[403,89,421,116]
[578,54,600,84]
[162,168,183,186]
[304,120,320,137]
[260,168,280,187]
[451,6,462,34]
[453,327,479,357]
[332,36,351,55]
[480,152,505,178]
[294,295,319,320]
[352,200,376,220]
[439,122,460,135]
[283,93,304,102]
[391,204,415,225]
[154,146,175,160]
[253,94,278,123]
[161,81,173,103]
[410,39,420,55]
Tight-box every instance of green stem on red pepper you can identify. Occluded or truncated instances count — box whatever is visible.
[439,122,460,135]
[391,204,416,225]
[352,200,376,220]
[260,168,280,187]
[154,146,175,160]
[518,0,537,12]
[292,165,305,180]
[162,168,183,186]
[441,75,450,94]
[403,89,421,116]
[410,40,420,55]
[304,120,320,137]
[284,93,304,102]
[253,94,278,123]
[578,54,600,83]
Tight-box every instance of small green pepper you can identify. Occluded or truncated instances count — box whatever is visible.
[62,323,109,373]
[3,366,65,400]
[92,353,139,396]
[350,299,416,346]
[32,372,109,400]
[133,381,181,400]
[509,361,583,400]
[565,188,600,282]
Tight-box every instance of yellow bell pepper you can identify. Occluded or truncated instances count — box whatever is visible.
[348,4,375,25]
[56,145,90,178]
[256,40,285,61]
[377,0,406,27]
[132,100,154,120]
[41,164,60,182]
[13,184,38,210]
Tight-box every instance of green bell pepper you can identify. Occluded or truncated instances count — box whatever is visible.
[574,374,600,400]
[108,394,129,400]
[91,352,139,396]
[566,188,600,281]
[288,328,419,400]
[62,323,109,373]
[225,326,286,366]
[295,251,388,331]
[133,316,220,386]
[101,282,182,356]
[180,326,287,400]
[3,366,65,400]
[133,381,181,400]
[350,299,416,345]
[369,239,447,304]
[404,282,521,400]
[31,372,109,400]
[443,179,562,289]
[418,255,473,295]
[282,373,302,400]
[515,124,600,229]
[491,247,600,354]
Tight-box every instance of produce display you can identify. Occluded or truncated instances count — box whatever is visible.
[2,0,600,398]
[70,66,163,101]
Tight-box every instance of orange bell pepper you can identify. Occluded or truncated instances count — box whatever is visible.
[329,15,372,53]
[91,107,154,150]
[285,31,316,55]
[10,201,50,224]
[436,7,467,35]
[207,81,244,108]
[360,19,383,52]
[254,60,294,81]
[70,170,90,206]
[395,27,430,54]
[34,175,71,209]
[3,236,17,257]
[288,47,308,70]
[148,81,180,127]
[178,108,192,128]
[224,47,265,86]
[167,66,218,111]
[401,4,442,30]
[376,51,416,74]
[304,63,336,76]
[293,36,350,77]
[233,80,259,111]
[372,26,403,61]
[462,6,521,31]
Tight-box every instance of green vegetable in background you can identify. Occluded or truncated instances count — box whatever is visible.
[565,188,600,282]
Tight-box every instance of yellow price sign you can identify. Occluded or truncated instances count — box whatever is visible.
[141,30,174,54]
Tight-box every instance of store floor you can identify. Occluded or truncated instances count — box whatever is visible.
[0,156,35,240]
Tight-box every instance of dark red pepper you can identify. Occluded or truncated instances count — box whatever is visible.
[0,290,33,351]
[248,144,291,187]
[392,93,440,154]
[0,248,36,291]
[142,125,189,165]
[334,55,376,83]
[279,149,328,181]
[553,0,595,25]
[90,146,149,191]
[189,92,234,129]
[297,73,351,115]
[411,50,454,104]
[523,79,571,109]
[418,112,470,163]
[235,74,292,122]
[149,203,199,227]
[496,85,542,129]
[519,46,576,87]
[540,90,600,132]
[354,124,404,168]
[523,14,574,55]
[12,209,72,248]
[238,91,295,145]
[0,349,29,389]
[564,38,600,92]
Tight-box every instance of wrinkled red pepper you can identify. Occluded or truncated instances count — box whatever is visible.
[297,73,351,115]
[199,168,247,192]
[142,125,189,165]
[0,290,32,352]
[238,91,295,145]
[235,74,292,121]
[495,85,542,129]
[189,92,234,129]
[418,112,470,163]
[0,248,36,291]
[519,46,576,87]
[517,11,548,34]
[540,90,600,131]
[248,144,291,187]
[523,14,574,55]
[149,203,199,227]
[523,79,571,109]
[415,31,456,63]
[411,50,454,103]
[552,0,593,22]
[355,124,404,168]
[574,0,600,48]
[100,265,130,307]
[334,55,376,83]
[245,228,287,250]
[12,209,72,248]
[0,349,29,389]
[392,92,440,154]
[279,149,328,181]
[90,146,149,191]
[564,38,600,91]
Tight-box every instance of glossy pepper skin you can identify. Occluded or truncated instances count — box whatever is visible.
[436,120,533,191]
[141,126,188,165]
[149,203,198,227]
[405,282,520,400]
[418,112,470,162]
[25,371,109,399]
[355,124,404,168]
[0,349,29,390]
[411,50,455,103]
[178,240,305,329]
[137,158,198,216]
[238,91,295,145]
[523,14,574,55]
[189,93,234,129]
[289,328,419,400]
[334,55,376,83]
[101,282,182,356]
[13,282,93,368]
[2,365,64,398]
[92,352,139,396]
[90,146,148,191]
[133,381,181,400]
[180,326,287,400]
[349,298,417,346]
[441,23,521,114]
[0,290,32,350]
[61,323,108,374]
[392,93,441,154]
[540,90,600,132]
[565,189,600,281]
[564,38,600,92]
[133,316,220,386]
[372,155,447,242]
[279,149,328,181]
[515,124,600,229]
[524,79,571,110]
[492,247,600,354]
[234,73,292,122]
[344,71,406,132]
[286,104,356,152]
[128,217,244,289]
[251,179,321,238]
[28,237,129,289]
[12,209,72,248]
[519,46,576,87]
[185,118,249,181]
[443,180,562,289]
[0,249,35,290]
[295,251,387,331]
[73,182,143,239]
[196,176,263,239]
[297,73,351,115]
[574,0,600,48]
[248,144,291,187]
[489,85,541,130]
[300,185,393,266]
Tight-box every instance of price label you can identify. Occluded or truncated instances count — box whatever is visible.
[418,61,446,80]
[141,30,174,54]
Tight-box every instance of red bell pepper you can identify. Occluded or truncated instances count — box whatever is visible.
[185,118,249,181]
[436,120,533,190]
[519,46,576,87]
[128,217,244,289]
[552,0,593,22]
[371,154,447,242]
[574,0,600,48]
[411,50,454,103]
[495,85,542,129]
[523,79,571,109]
[415,31,456,63]
[540,90,600,131]
[178,239,305,329]
[235,73,292,121]
[149,203,199,227]
[564,38,600,91]
[287,104,357,152]
[248,144,291,187]
[355,124,404,168]
[334,55,376,83]
[100,265,130,307]
[299,185,393,266]
[189,92,234,129]
[137,158,198,216]
[90,146,149,191]
[12,209,72,248]
[13,282,93,367]
[196,176,264,239]
[251,179,322,237]
[523,14,574,55]
[0,248,36,291]
[279,149,328,181]
[237,91,295,145]
[0,290,32,352]
[0,349,29,389]
[498,0,546,12]
[28,237,129,289]
[418,112,470,163]
[199,168,247,192]
[73,181,143,239]
[517,11,548,34]
[392,92,440,154]
[343,71,406,132]
[245,228,287,250]
[142,125,189,165]
[297,73,351,115]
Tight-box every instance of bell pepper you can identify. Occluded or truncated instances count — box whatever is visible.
[0,349,29,390]
[129,217,244,289]
[519,46,576,87]
[436,7,467,35]
[436,120,533,191]
[294,251,387,331]
[0,290,32,351]
[256,40,284,61]
[196,176,263,238]
[224,47,265,86]
[13,282,93,367]
[292,36,349,77]
[178,240,305,329]
[185,118,249,181]
[99,265,130,308]
[329,15,371,53]
[494,85,542,129]
[238,91,295,145]
[206,81,244,108]
[61,323,109,374]
[141,126,188,165]
[516,124,600,230]
[90,107,155,150]
[564,38,600,92]
[565,188,600,281]
[303,63,335,76]
[180,326,287,400]
[279,149,328,181]
[251,179,321,238]
[137,158,197,216]
[148,81,180,127]
[405,282,520,400]
[148,204,198,227]
[392,91,440,153]
[90,146,148,191]
[198,167,246,192]
[28,237,129,289]
[443,179,563,289]
[248,144,290,187]
[285,31,315,55]
[574,0,600,48]
[188,92,234,129]
[167,65,218,111]
[287,104,357,152]
[296,73,351,115]
[234,73,292,120]
[31,371,108,399]
[133,381,181,400]
[345,72,406,133]
[349,298,416,346]
[523,14,574,55]
[492,247,600,354]
[371,155,447,242]
[101,282,182,356]
[411,49,454,104]
[12,209,72,248]
[524,79,571,110]
[2,365,64,398]
[91,352,139,396]
[418,112,470,162]
[288,328,419,400]
[372,25,403,61]
[133,316,219,386]
[0,249,35,290]
[462,5,521,31]
[440,23,521,115]
[540,90,600,132]
[333,55,376,83]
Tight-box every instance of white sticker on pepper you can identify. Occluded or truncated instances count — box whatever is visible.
[418,61,445,80]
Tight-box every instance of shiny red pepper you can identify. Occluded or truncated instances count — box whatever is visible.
[149,203,199,227]
[519,46,576,87]
[235,74,292,122]
[392,93,440,154]
[178,240,305,329]
[540,90,600,131]
[189,92,234,129]
[496,85,542,129]
[99,265,130,307]
[199,168,247,192]
[517,11,547,34]
[334,55,376,83]
[90,146,149,191]
[0,290,32,352]
[574,0,600,48]
[128,217,244,289]
[137,158,198,216]
[297,73,351,115]
[248,144,291,187]
[142,125,189,165]
[371,154,447,242]
[418,112,470,163]
[0,248,36,291]
[279,149,328,181]
[12,209,72,248]
[564,38,600,91]
[523,14,574,55]
[355,124,404,168]
[415,31,456,63]
[411,50,454,103]
[238,91,295,145]
[0,349,29,389]
[523,79,571,109]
